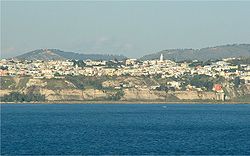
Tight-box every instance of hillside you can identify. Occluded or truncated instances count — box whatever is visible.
[140,44,250,61]
[15,49,127,61]
[12,44,250,61]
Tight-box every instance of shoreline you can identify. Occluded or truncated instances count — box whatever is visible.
[1,101,250,104]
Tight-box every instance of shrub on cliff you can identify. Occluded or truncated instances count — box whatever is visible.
[1,92,45,102]
[107,90,124,101]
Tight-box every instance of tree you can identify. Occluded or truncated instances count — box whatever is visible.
[234,77,241,88]
[189,74,214,91]
[1,92,45,102]
[72,60,86,67]
[0,66,8,70]
[108,90,124,101]
[54,72,61,76]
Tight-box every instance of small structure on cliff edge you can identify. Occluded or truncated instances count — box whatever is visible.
[213,84,225,101]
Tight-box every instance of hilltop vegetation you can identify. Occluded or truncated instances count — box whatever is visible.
[8,44,250,62]
[15,49,127,61]
[141,44,250,61]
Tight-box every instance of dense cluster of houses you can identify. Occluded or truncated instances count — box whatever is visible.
[1,55,250,86]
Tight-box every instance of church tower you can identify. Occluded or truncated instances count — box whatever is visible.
[160,54,164,61]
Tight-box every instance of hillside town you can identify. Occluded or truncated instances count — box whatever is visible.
[1,54,250,82]
[1,55,250,102]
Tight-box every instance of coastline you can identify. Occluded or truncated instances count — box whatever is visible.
[1,101,250,104]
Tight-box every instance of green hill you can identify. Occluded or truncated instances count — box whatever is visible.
[15,49,127,61]
[140,44,250,61]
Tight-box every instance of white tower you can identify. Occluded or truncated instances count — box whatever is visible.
[160,54,164,61]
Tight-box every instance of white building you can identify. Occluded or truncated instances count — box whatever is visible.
[160,54,164,61]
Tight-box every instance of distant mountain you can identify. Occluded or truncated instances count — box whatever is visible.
[15,49,127,61]
[140,44,250,61]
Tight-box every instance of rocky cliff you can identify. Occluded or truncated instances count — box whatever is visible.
[1,76,249,102]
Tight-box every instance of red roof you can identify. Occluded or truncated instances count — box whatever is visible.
[214,84,222,91]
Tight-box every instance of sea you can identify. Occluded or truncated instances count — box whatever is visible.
[1,103,250,155]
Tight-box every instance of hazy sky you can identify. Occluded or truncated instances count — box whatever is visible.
[1,1,250,58]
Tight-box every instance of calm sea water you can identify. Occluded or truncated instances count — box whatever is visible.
[1,104,250,155]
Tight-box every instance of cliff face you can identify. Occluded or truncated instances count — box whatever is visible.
[222,83,250,100]
[0,89,12,97]
[1,76,249,102]
[122,88,165,101]
[174,91,217,100]
[40,89,107,101]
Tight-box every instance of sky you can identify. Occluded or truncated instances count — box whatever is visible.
[1,1,250,58]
